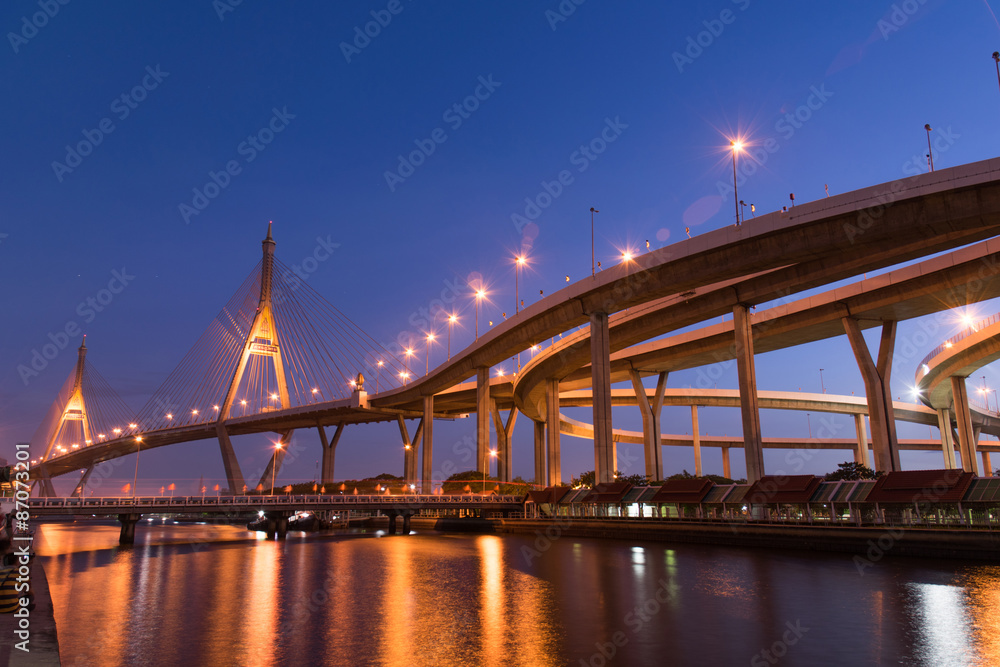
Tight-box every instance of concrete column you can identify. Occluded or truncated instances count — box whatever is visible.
[422,396,434,494]
[843,318,900,472]
[397,417,424,486]
[215,423,246,494]
[533,420,546,486]
[936,408,957,469]
[733,304,765,483]
[721,447,731,479]
[402,512,413,534]
[319,423,344,485]
[118,513,141,545]
[853,414,871,469]
[982,451,992,477]
[491,401,518,482]
[628,369,667,481]
[476,367,490,474]
[951,376,978,474]
[545,378,562,486]
[691,405,703,477]
[590,311,615,485]
[973,426,984,476]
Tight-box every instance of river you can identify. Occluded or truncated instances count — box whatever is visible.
[34,521,1000,666]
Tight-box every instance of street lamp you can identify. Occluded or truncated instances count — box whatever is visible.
[376,360,383,393]
[132,436,142,499]
[925,124,934,172]
[994,52,1000,94]
[483,449,497,494]
[447,314,457,360]
[590,207,599,277]
[404,347,414,379]
[819,368,826,394]
[730,140,743,226]
[425,332,435,375]
[475,289,486,340]
[515,254,527,314]
[271,442,283,494]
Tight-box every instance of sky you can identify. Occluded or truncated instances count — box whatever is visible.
[3,1,1000,494]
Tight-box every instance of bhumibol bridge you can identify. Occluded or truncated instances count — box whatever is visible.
[27,158,1000,497]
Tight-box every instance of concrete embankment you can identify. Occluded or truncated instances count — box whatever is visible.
[492,519,1000,561]
[0,557,61,666]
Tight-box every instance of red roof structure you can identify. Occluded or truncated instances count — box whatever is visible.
[582,481,633,504]
[526,486,572,505]
[745,475,822,504]
[866,469,975,504]
[651,477,714,503]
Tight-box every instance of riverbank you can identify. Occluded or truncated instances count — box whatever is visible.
[0,556,60,666]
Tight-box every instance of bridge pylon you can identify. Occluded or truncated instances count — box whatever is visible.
[34,338,92,496]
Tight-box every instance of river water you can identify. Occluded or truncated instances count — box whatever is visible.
[34,521,1000,666]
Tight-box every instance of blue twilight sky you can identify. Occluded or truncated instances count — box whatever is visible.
[3,1,1000,493]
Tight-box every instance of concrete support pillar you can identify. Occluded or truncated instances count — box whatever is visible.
[936,408,957,469]
[590,311,615,485]
[422,396,434,493]
[72,465,95,498]
[402,512,413,534]
[545,378,562,486]
[843,318,900,472]
[951,376,979,474]
[118,513,141,545]
[476,367,490,474]
[982,451,992,477]
[491,401,518,482]
[258,429,294,491]
[215,424,246,494]
[533,420,546,486]
[691,405,703,477]
[853,414,871,469]
[385,511,398,535]
[319,423,344,485]
[721,447,731,479]
[628,369,667,481]
[397,416,423,486]
[733,304,765,483]
[973,426,984,476]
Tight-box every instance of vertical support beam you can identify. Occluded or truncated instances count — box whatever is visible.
[476,367,490,475]
[973,426,984,476]
[854,414,871,469]
[843,318,900,472]
[319,423,344,485]
[533,420,546,486]
[545,378,561,486]
[733,304,765,483]
[691,405,702,477]
[398,416,423,487]
[257,429,294,491]
[951,376,978,474]
[491,401,518,482]
[215,424,246,494]
[422,396,434,494]
[936,408,957,469]
[721,447,731,479]
[982,451,992,477]
[590,311,615,485]
[628,369,667,481]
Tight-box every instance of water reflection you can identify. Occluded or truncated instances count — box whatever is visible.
[36,522,1000,666]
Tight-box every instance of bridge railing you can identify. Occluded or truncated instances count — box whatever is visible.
[918,311,1000,373]
[29,494,525,509]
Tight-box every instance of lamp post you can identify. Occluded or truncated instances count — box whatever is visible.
[994,52,1000,94]
[925,124,934,172]
[515,255,526,314]
[475,289,486,340]
[376,360,383,393]
[132,436,142,499]
[271,442,282,494]
[447,314,457,360]
[425,333,435,375]
[404,348,414,380]
[483,449,497,494]
[590,207,599,277]
[730,140,743,226]
[819,368,826,394]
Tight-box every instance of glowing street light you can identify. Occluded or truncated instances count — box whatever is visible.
[483,449,497,494]
[730,140,743,226]
[404,347,414,380]
[514,254,527,314]
[475,289,487,340]
[271,441,283,494]
[425,332,436,375]
[132,436,143,499]
[376,360,384,393]
[447,314,458,360]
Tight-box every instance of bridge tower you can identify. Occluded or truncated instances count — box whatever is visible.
[215,222,294,493]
